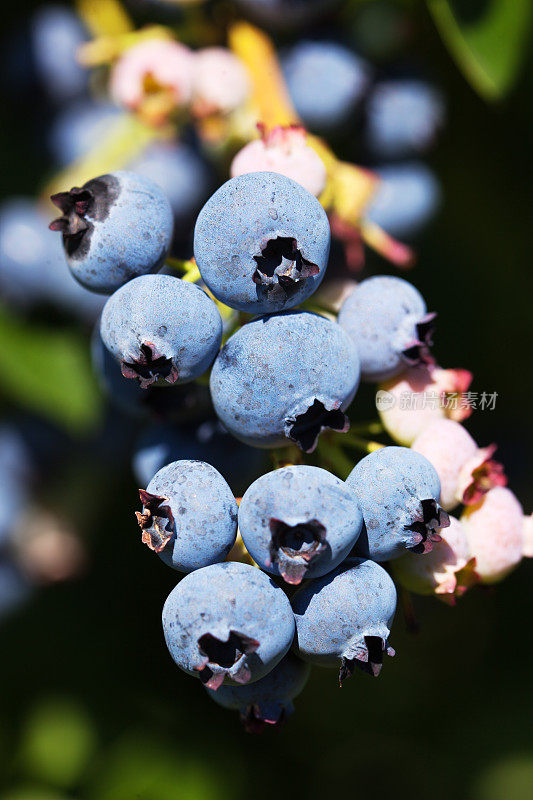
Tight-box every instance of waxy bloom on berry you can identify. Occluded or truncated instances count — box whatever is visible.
[412,419,506,511]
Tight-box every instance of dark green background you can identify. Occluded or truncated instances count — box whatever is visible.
[1,2,532,798]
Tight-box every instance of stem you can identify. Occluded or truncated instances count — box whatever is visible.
[316,440,354,480]
[349,421,384,436]
[342,435,384,454]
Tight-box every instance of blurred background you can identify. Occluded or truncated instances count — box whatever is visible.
[1,1,532,799]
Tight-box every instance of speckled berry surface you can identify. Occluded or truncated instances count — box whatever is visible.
[194,172,330,314]
[238,465,363,584]
[50,170,174,294]
[292,558,396,682]
[338,275,435,382]
[100,274,222,388]
[346,446,449,561]
[162,561,295,688]
[136,460,238,572]
[209,310,360,451]
[205,652,310,732]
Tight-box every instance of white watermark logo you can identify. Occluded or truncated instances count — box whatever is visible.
[375,391,498,411]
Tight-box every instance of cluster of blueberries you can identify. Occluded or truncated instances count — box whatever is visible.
[46,163,452,730]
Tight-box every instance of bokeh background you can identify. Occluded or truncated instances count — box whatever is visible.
[1,1,532,799]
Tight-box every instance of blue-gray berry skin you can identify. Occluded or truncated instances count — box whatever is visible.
[129,142,212,232]
[205,652,310,732]
[366,79,444,158]
[238,465,363,584]
[48,101,121,166]
[136,460,238,572]
[132,420,269,493]
[31,5,88,104]
[366,162,441,239]
[194,172,330,315]
[91,328,212,421]
[50,171,174,294]
[100,274,222,389]
[209,311,360,452]
[162,561,295,689]
[0,199,105,321]
[345,446,450,561]
[0,426,32,547]
[282,41,370,132]
[292,558,397,682]
[338,275,435,382]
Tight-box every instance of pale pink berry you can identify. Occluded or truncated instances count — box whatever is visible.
[412,419,506,511]
[110,39,194,115]
[191,47,249,117]
[460,487,524,583]
[378,364,473,446]
[392,515,471,601]
[230,126,327,198]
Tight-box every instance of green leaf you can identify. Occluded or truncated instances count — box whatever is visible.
[0,308,102,433]
[19,699,97,789]
[428,0,533,100]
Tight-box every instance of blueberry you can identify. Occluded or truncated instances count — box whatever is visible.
[366,79,444,158]
[0,425,32,548]
[91,327,212,421]
[0,198,105,321]
[338,275,436,382]
[48,100,122,166]
[128,142,212,233]
[49,171,174,294]
[162,561,295,689]
[282,41,370,132]
[209,311,360,452]
[132,420,269,493]
[205,652,310,732]
[99,274,222,388]
[366,162,441,238]
[30,5,88,104]
[194,172,330,315]
[0,559,30,620]
[136,460,238,572]
[238,465,363,584]
[345,446,450,561]
[292,558,396,682]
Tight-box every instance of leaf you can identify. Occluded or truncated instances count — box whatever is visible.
[19,699,97,789]
[0,308,102,433]
[428,0,533,100]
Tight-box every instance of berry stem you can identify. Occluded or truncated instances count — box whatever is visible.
[341,434,384,454]
[316,440,353,480]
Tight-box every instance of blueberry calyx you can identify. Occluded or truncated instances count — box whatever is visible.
[252,236,319,296]
[339,636,395,685]
[404,498,450,554]
[49,187,92,253]
[241,705,286,734]
[269,517,327,584]
[402,312,437,367]
[196,630,260,690]
[135,489,174,552]
[285,398,349,453]
[121,342,179,389]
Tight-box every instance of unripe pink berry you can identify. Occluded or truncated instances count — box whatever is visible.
[110,39,194,117]
[230,126,327,197]
[191,47,249,117]
[392,515,471,601]
[378,364,473,446]
[412,419,506,511]
[460,487,524,583]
